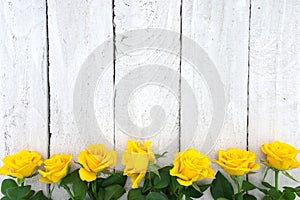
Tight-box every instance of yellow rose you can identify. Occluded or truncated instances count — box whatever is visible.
[261,141,300,170]
[38,154,72,184]
[214,148,260,176]
[78,144,117,182]
[170,149,215,186]
[0,150,43,179]
[122,140,155,189]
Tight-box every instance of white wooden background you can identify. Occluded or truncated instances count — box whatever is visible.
[1,0,300,199]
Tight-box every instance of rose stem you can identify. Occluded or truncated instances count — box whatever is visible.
[275,170,279,191]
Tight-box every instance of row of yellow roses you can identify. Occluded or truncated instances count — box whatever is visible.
[0,141,300,189]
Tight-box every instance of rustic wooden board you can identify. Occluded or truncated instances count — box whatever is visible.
[48,0,114,198]
[182,0,250,152]
[0,0,48,195]
[114,0,181,170]
[248,0,300,196]
[182,0,250,198]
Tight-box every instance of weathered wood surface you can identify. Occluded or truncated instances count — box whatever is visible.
[47,0,114,198]
[182,1,250,198]
[248,0,300,197]
[1,0,300,199]
[0,0,48,195]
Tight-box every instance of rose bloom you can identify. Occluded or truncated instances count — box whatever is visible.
[38,154,72,184]
[170,149,215,186]
[261,141,300,171]
[214,148,260,176]
[78,144,117,182]
[122,140,155,189]
[0,150,43,179]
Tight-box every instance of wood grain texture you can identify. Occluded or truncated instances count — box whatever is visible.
[114,0,181,171]
[249,0,300,196]
[48,0,113,198]
[0,0,48,195]
[182,0,250,198]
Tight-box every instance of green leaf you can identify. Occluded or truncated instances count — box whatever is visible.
[96,188,105,200]
[148,164,160,178]
[166,194,177,200]
[159,166,172,172]
[282,171,299,183]
[169,176,183,196]
[184,185,203,198]
[191,182,201,193]
[257,187,268,195]
[185,196,192,200]
[283,186,297,192]
[235,192,243,200]
[1,179,18,196]
[73,179,87,200]
[128,189,146,200]
[243,194,257,200]
[101,174,127,187]
[153,171,170,189]
[261,182,275,189]
[104,184,125,200]
[281,191,296,200]
[242,181,257,191]
[198,184,210,192]
[262,196,272,200]
[6,185,32,200]
[60,169,80,185]
[146,192,168,200]
[29,190,48,200]
[142,174,152,193]
[16,178,24,185]
[295,186,300,191]
[96,178,105,189]
[268,188,282,198]
[231,176,243,190]
[210,171,234,200]
[24,190,35,199]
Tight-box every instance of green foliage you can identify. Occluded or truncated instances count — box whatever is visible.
[259,168,300,200]
[1,179,17,196]
[210,172,261,200]
[60,169,87,200]
[145,192,168,200]
[91,173,127,200]
[210,171,234,200]
[103,184,126,200]
[60,171,127,200]
[1,178,47,200]
[153,170,170,189]
[1,167,300,200]
[126,165,210,200]
[128,188,146,200]
[101,174,127,187]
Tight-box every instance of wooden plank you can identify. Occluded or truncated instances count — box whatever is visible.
[182,1,250,198]
[249,0,300,195]
[48,0,114,198]
[114,0,181,172]
[181,0,250,165]
[0,0,48,194]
